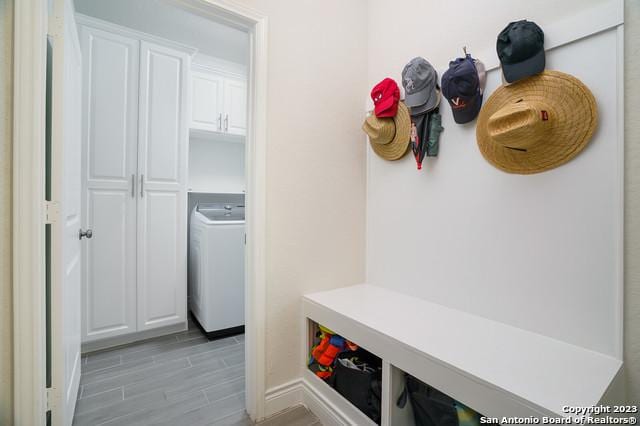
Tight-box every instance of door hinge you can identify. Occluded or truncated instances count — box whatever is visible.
[45,201,61,224]
[45,388,55,411]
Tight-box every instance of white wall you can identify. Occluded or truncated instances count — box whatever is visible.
[229,0,368,391]
[367,0,615,86]
[188,138,245,193]
[74,0,249,64]
[0,0,12,424]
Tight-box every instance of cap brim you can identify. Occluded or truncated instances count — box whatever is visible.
[451,93,483,124]
[409,90,441,116]
[501,49,545,83]
[374,96,397,117]
[404,89,430,108]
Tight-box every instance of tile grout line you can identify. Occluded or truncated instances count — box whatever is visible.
[175,375,246,403]
[150,367,246,402]
[78,385,123,401]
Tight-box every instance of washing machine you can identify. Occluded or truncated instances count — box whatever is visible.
[189,203,245,339]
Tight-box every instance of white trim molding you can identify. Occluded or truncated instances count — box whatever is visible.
[13,0,48,424]
[192,53,247,78]
[264,379,303,418]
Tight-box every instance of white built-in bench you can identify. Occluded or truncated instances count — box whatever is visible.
[302,284,621,426]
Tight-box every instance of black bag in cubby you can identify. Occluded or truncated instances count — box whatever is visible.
[329,349,382,424]
[397,374,458,426]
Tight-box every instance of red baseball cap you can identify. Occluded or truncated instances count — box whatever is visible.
[371,78,400,118]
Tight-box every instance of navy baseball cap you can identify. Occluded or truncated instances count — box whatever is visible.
[497,20,545,83]
[441,55,483,124]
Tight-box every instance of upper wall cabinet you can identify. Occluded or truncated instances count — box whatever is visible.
[190,56,247,137]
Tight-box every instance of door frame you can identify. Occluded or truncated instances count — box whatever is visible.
[12,0,269,423]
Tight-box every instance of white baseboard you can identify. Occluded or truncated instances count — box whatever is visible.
[81,322,188,353]
[264,373,375,426]
[264,378,303,418]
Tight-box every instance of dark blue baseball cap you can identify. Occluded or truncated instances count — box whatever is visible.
[441,55,483,124]
[497,20,545,83]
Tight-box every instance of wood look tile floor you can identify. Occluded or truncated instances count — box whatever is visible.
[74,319,320,426]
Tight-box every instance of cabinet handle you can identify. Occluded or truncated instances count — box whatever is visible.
[218,113,222,131]
[78,228,93,240]
[224,114,229,132]
[131,174,135,198]
[140,174,144,198]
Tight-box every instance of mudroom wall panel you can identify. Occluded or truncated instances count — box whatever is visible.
[366,0,623,360]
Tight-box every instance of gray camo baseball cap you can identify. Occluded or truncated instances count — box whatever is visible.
[402,57,440,113]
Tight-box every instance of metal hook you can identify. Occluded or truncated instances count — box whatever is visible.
[463,46,468,56]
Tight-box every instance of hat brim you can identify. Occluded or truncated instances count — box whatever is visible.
[450,92,483,124]
[404,89,429,108]
[409,90,441,116]
[370,102,412,161]
[476,70,597,174]
[501,49,545,84]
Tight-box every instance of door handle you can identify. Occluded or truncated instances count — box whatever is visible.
[79,228,93,240]
[224,114,229,132]
[218,113,222,131]
[140,174,144,197]
[131,174,135,198]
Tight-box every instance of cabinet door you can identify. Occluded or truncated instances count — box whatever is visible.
[191,70,224,132]
[137,41,188,331]
[81,25,139,342]
[223,78,247,136]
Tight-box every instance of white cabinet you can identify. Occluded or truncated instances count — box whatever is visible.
[79,18,191,343]
[190,62,247,136]
[191,71,224,132]
[223,78,247,136]
[137,41,188,331]
[81,25,139,342]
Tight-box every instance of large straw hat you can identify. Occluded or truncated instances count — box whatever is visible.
[476,70,597,174]
[362,102,412,161]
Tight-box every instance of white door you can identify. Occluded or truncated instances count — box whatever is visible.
[191,70,224,132]
[223,78,247,136]
[80,25,139,342]
[137,41,189,331]
[49,0,82,423]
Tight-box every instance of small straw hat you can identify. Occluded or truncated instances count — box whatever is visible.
[476,70,597,174]
[362,102,412,161]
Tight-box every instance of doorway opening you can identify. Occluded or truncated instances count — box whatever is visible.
[13,0,267,424]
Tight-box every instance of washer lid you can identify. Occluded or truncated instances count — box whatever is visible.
[196,203,245,221]
[199,211,245,221]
